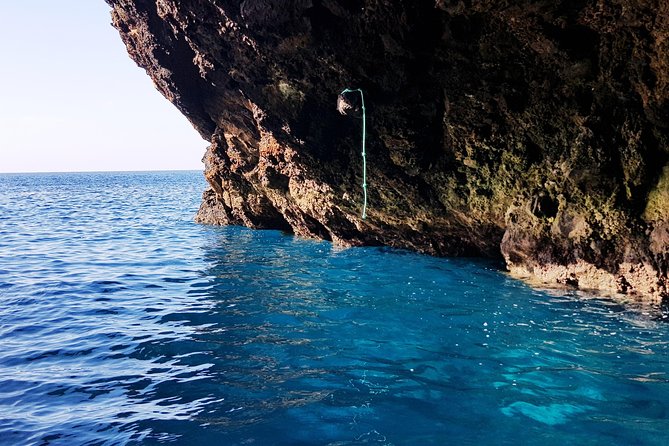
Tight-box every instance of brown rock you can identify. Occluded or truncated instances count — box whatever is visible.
[106,0,668,304]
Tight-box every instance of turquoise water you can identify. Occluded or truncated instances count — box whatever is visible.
[0,171,668,445]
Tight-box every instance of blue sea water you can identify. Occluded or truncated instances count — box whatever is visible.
[0,171,668,446]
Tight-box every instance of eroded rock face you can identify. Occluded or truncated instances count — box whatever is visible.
[106,0,668,303]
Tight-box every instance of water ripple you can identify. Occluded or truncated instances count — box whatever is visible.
[0,172,668,445]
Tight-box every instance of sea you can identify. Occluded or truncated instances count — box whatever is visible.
[0,171,668,445]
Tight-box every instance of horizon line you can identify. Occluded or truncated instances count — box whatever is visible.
[0,168,204,175]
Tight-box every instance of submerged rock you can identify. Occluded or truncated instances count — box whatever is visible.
[107,0,668,303]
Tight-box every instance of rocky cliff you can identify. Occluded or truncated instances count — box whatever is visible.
[107,0,668,304]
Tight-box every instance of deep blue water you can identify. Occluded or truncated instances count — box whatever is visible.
[0,171,668,446]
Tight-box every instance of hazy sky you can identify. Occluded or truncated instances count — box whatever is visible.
[0,2,207,173]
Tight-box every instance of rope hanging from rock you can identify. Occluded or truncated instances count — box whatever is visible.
[337,88,367,220]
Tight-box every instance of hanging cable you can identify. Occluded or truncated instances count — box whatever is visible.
[338,88,367,219]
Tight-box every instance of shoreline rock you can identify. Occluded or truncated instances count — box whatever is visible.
[107,0,668,304]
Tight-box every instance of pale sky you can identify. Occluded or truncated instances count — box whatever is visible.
[0,1,207,173]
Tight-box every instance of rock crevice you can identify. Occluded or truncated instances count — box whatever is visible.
[107,0,668,303]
